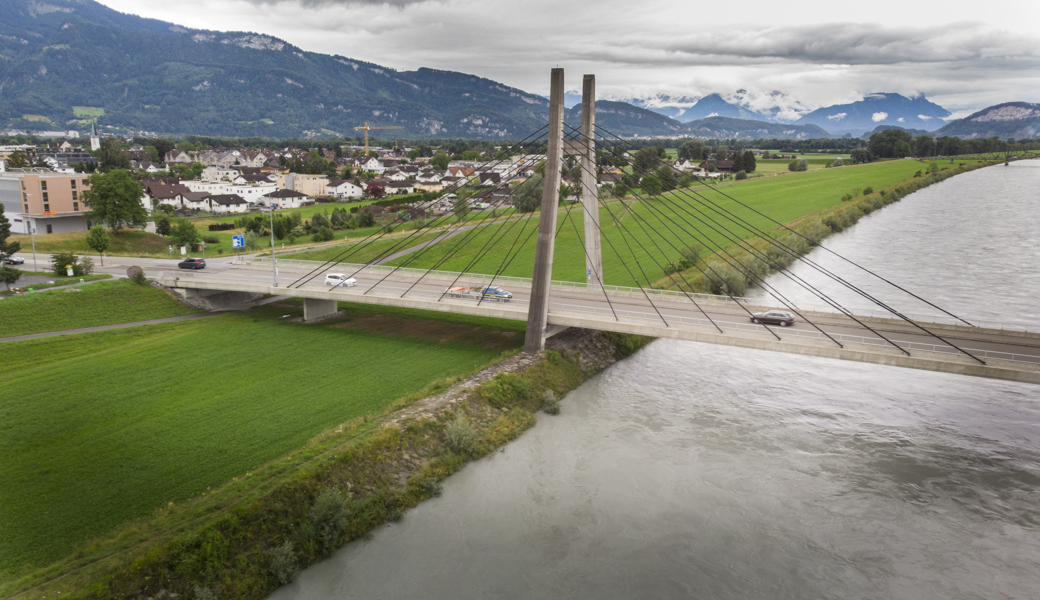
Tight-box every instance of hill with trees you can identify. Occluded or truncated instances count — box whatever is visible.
[931,103,1040,139]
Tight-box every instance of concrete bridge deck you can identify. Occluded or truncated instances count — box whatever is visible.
[156,261,1040,385]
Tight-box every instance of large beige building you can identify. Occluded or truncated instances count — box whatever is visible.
[276,173,328,198]
[0,169,91,234]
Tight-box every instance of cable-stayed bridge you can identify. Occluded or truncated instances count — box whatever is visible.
[157,70,1040,385]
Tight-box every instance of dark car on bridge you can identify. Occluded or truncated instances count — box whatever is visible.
[177,258,206,270]
[751,310,795,327]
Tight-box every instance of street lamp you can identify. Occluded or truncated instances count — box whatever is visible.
[24,193,37,271]
[268,204,277,287]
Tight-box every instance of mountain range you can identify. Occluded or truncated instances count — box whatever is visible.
[0,0,1034,141]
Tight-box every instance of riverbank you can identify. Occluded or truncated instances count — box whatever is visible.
[2,325,650,600]
[653,160,997,294]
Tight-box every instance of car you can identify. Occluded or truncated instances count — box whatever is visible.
[177,258,206,270]
[480,286,513,302]
[324,273,357,287]
[750,310,795,327]
[2,254,25,265]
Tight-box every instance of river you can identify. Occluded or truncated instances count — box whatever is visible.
[270,162,1040,600]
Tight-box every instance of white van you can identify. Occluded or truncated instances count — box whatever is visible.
[324,273,357,287]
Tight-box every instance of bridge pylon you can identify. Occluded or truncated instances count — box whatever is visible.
[524,68,566,353]
[580,74,603,291]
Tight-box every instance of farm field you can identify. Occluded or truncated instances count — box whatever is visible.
[0,300,524,573]
[0,279,201,337]
[386,159,965,285]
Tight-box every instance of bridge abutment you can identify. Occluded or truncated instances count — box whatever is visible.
[303,298,339,322]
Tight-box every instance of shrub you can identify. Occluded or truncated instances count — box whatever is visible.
[477,372,533,408]
[823,216,843,233]
[309,487,350,554]
[202,235,220,244]
[542,390,561,415]
[841,193,853,202]
[862,186,874,195]
[444,409,479,454]
[913,170,922,178]
[268,541,300,584]
[734,170,747,180]
[50,251,86,276]
[545,350,561,366]
[129,269,147,285]
[313,226,335,242]
[79,256,95,275]
[244,230,262,251]
[208,223,235,231]
[788,159,808,172]
[705,263,747,296]
[832,158,843,167]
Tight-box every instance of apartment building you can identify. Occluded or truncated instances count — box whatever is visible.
[0,168,91,234]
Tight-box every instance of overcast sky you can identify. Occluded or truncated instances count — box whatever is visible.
[100,0,1040,118]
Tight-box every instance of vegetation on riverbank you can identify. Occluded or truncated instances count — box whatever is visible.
[1,318,650,599]
[0,279,200,337]
[652,160,996,295]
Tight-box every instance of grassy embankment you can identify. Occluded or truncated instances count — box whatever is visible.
[384,159,982,286]
[1,271,111,296]
[0,298,537,594]
[652,160,996,294]
[0,279,200,337]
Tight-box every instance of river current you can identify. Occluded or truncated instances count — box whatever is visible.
[270,162,1040,600]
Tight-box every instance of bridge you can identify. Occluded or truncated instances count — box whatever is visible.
[158,70,1040,385]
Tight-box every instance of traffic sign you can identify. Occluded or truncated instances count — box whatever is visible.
[232,235,245,248]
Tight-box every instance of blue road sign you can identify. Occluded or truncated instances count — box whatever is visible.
[232,235,245,248]
[587,269,592,276]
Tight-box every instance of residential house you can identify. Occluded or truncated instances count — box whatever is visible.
[326,178,364,199]
[261,188,308,209]
[206,194,249,214]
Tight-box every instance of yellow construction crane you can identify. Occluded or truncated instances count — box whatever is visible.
[353,122,403,156]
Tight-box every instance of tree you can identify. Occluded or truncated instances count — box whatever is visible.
[0,204,21,259]
[850,148,872,164]
[97,138,131,172]
[867,129,913,159]
[742,150,756,173]
[272,218,287,240]
[156,216,172,236]
[715,146,729,160]
[144,145,160,162]
[788,159,808,172]
[358,211,376,228]
[511,173,544,213]
[0,265,19,291]
[152,139,175,161]
[4,151,28,169]
[677,141,705,162]
[430,152,450,170]
[170,220,200,249]
[913,135,936,158]
[83,169,147,232]
[340,166,353,179]
[86,225,109,264]
[454,195,471,221]
[633,147,662,174]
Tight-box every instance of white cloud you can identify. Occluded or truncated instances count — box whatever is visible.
[897,117,905,122]
[918,114,933,120]
[872,112,889,122]
[826,112,847,120]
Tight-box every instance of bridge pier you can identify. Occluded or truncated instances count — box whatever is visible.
[303,298,339,322]
[524,68,566,354]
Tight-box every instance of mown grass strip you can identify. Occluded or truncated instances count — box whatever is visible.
[0,279,201,337]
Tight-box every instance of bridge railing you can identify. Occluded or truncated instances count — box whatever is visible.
[551,303,1040,366]
[244,258,1040,334]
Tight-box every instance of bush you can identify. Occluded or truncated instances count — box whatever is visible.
[788,159,808,172]
[841,193,853,202]
[832,158,843,167]
[202,235,220,244]
[244,230,262,251]
[49,251,87,276]
[129,269,147,285]
[862,186,874,195]
[268,541,300,584]
[542,390,560,415]
[313,226,335,242]
[734,170,747,180]
[309,487,350,554]
[705,263,748,296]
[208,223,235,231]
[444,409,479,454]
[79,256,95,275]
[477,372,533,408]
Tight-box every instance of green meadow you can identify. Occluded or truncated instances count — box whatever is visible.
[0,300,523,574]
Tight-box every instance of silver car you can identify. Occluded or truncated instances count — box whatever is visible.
[324,273,357,287]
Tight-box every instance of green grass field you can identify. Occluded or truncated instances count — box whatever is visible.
[0,279,200,337]
[72,106,105,117]
[0,301,523,573]
[385,160,961,286]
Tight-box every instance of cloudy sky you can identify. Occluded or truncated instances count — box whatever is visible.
[99,0,1040,118]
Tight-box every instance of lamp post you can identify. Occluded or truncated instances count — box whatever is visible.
[24,193,37,271]
[269,205,277,286]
